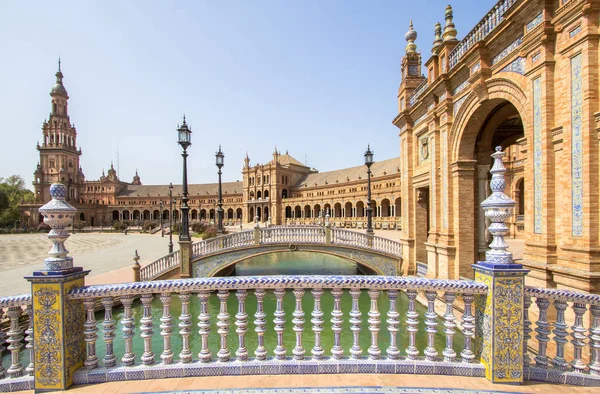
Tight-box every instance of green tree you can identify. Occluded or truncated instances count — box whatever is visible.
[0,175,34,227]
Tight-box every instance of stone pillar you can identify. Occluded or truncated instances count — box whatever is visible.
[254,215,261,244]
[325,209,332,244]
[26,183,89,391]
[179,239,192,278]
[473,147,528,384]
[132,250,141,282]
[477,164,490,257]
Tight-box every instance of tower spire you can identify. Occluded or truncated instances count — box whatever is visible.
[405,20,418,54]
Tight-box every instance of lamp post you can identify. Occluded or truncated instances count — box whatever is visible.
[215,146,225,234]
[177,116,192,242]
[159,201,164,237]
[364,145,374,235]
[168,183,173,253]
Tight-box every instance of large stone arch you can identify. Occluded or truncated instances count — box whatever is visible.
[445,75,530,278]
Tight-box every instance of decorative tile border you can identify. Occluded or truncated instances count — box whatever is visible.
[525,366,600,387]
[571,54,583,236]
[492,36,523,66]
[0,293,31,309]
[453,95,468,117]
[0,376,34,392]
[570,25,582,38]
[526,12,543,33]
[500,57,525,75]
[533,77,543,234]
[452,81,470,96]
[525,285,600,306]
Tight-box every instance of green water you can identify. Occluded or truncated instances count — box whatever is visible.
[91,252,464,361]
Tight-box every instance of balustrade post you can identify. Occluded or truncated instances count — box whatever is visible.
[101,297,117,367]
[473,147,528,384]
[0,309,5,379]
[571,303,587,373]
[405,289,419,360]
[120,295,136,366]
[217,290,231,362]
[235,289,249,361]
[140,294,155,365]
[273,288,287,360]
[330,288,344,359]
[590,304,600,375]
[311,288,325,359]
[26,183,89,390]
[461,294,475,363]
[534,297,551,368]
[24,304,34,376]
[349,288,362,359]
[386,290,400,360]
[254,289,267,360]
[292,289,305,360]
[83,299,98,369]
[367,289,381,360]
[159,293,174,364]
[178,292,193,363]
[6,306,24,377]
[424,291,438,361]
[198,291,212,362]
[442,292,457,362]
[179,238,193,278]
[552,300,568,370]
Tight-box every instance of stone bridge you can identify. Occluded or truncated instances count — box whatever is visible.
[140,226,404,280]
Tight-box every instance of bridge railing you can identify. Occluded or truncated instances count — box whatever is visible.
[0,294,34,389]
[191,230,255,257]
[140,251,180,281]
[260,226,326,244]
[67,275,487,385]
[524,286,600,375]
[331,229,402,257]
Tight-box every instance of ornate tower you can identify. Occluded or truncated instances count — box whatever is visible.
[34,61,84,203]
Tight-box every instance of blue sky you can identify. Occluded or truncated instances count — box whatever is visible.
[0,0,495,188]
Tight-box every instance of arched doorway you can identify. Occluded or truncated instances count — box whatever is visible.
[285,206,292,219]
[112,210,119,221]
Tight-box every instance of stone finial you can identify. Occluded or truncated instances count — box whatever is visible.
[254,215,260,228]
[325,208,331,227]
[405,20,418,54]
[432,22,443,52]
[38,182,77,271]
[480,147,515,266]
[443,5,458,41]
[133,250,140,266]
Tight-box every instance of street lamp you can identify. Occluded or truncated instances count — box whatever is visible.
[215,145,225,234]
[177,115,192,242]
[364,144,375,235]
[159,201,164,237]
[168,182,173,253]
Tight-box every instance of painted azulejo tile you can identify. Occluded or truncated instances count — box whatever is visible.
[571,53,583,237]
[533,77,543,234]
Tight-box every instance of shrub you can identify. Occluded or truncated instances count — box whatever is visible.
[191,222,208,234]
[113,221,129,232]
[201,226,218,240]
[143,221,159,232]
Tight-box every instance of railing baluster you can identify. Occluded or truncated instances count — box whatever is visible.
[460,293,475,363]
[101,297,116,367]
[405,289,419,360]
[273,288,287,360]
[120,295,136,366]
[24,304,34,375]
[386,290,400,360]
[235,289,249,361]
[349,288,362,359]
[552,300,568,370]
[443,292,457,362]
[571,302,587,372]
[254,289,267,360]
[83,299,98,369]
[178,292,192,363]
[6,306,23,377]
[159,292,174,364]
[140,293,155,365]
[330,288,344,360]
[292,289,305,360]
[198,290,212,363]
[523,294,532,368]
[424,290,438,361]
[217,290,230,362]
[590,304,600,375]
[368,289,381,360]
[534,297,551,368]
[311,288,325,359]
[0,309,5,378]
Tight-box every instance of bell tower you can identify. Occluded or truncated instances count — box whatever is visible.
[34,60,84,203]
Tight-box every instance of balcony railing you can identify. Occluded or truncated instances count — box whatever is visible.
[448,0,519,70]
[66,275,487,385]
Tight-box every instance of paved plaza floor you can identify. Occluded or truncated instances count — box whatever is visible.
[0,232,178,297]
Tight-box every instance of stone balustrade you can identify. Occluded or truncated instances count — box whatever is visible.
[0,294,34,391]
[64,275,488,385]
[140,251,180,281]
[524,286,600,380]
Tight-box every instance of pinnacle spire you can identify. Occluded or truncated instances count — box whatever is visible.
[432,22,443,52]
[443,5,458,41]
[405,20,418,54]
[58,57,61,72]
